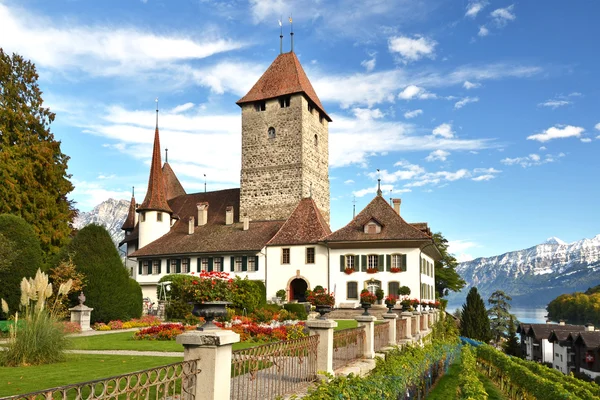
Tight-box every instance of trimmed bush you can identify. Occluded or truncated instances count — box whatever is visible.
[284,303,308,320]
[0,214,43,317]
[60,224,142,323]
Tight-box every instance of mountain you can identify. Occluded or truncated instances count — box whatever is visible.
[448,235,600,307]
[73,199,130,247]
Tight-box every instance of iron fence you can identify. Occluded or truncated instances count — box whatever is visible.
[1,360,197,400]
[332,326,366,370]
[396,318,407,341]
[230,335,319,400]
[374,321,390,352]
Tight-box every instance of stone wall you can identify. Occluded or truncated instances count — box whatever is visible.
[240,94,330,222]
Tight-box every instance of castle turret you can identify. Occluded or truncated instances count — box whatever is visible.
[137,105,173,248]
[121,187,137,234]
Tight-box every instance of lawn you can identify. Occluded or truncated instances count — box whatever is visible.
[69,331,259,352]
[334,320,357,330]
[0,354,183,397]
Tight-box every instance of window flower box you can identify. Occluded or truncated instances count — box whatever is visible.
[344,267,354,275]
[366,267,378,274]
[390,267,402,273]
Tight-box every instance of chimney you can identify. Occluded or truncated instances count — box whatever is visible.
[546,319,552,325]
[225,206,234,225]
[585,323,595,332]
[243,216,249,231]
[392,198,401,215]
[197,202,209,226]
[559,320,566,326]
[188,216,195,235]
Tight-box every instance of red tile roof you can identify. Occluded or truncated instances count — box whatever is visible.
[162,162,186,200]
[268,198,331,246]
[121,196,136,231]
[323,195,434,243]
[138,128,173,214]
[130,189,286,257]
[236,52,331,121]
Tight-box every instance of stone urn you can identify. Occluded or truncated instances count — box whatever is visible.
[360,302,372,316]
[315,305,332,320]
[191,301,230,331]
[386,303,395,314]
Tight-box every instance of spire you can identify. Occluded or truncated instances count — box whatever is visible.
[121,186,137,231]
[376,169,382,197]
[138,101,173,214]
[279,18,283,54]
[165,148,168,163]
[289,15,294,52]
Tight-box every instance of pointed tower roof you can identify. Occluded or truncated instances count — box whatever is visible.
[138,126,173,214]
[162,162,186,200]
[268,198,331,246]
[324,196,432,243]
[121,190,136,231]
[236,52,331,121]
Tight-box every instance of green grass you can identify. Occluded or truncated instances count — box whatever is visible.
[478,372,507,400]
[70,331,259,352]
[0,354,183,396]
[334,320,358,330]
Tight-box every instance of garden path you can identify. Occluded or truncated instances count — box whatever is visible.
[66,349,182,357]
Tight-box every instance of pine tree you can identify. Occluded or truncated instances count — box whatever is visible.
[460,287,492,342]
[0,49,75,257]
[433,232,466,297]
[488,290,514,343]
[503,315,521,356]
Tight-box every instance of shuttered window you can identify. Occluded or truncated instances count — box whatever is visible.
[152,260,160,275]
[388,281,400,297]
[347,282,358,300]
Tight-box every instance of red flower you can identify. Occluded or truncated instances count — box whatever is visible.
[192,280,198,285]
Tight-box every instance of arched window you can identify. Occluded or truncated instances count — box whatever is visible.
[314,134,318,146]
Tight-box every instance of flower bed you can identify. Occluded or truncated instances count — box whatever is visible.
[217,317,307,343]
[92,315,161,331]
[134,323,195,340]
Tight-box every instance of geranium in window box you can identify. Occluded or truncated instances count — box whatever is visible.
[366,267,379,274]
[390,267,402,273]
[344,267,354,275]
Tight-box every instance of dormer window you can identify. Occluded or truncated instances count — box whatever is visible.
[279,96,291,108]
[254,101,266,112]
[364,219,381,234]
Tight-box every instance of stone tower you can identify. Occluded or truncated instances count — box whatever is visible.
[237,52,331,223]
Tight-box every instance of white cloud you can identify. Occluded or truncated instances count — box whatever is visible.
[0,3,245,77]
[398,85,436,100]
[478,26,489,37]
[595,123,600,131]
[425,150,450,162]
[538,100,570,109]
[472,174,494,181]
[352,108,384,121]
[527,125,585,142]
[71,179,137,210]
[454,97,479,109]
[491,4,516,26]
[361,52,377,72]
[463,81,481,89]
[404,109,423,119]
[171,103,195,113]
[465,1,488,18]
[388,35,437,63]
[501,152,565,168]
[581,138,592,143]
[344,179,355,185]
[539,146,547,151]
[353,185,411,198]
[432,123,454,139]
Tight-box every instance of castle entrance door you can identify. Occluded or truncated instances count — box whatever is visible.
[289,278,308,302]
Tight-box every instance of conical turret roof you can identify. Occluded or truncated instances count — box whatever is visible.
[121,195,136,231]
[162,162,186,200]
[138,128,173,214]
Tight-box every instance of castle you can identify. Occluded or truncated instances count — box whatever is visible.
[122,45,440,307]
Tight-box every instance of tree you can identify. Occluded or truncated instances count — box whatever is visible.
[59,224,142,323]
[0,49,75,257]
[503,315,520,357]
[433,232,466,297]
[0,214,43,317]
[460,287,491,342]
[48,255,86,319]
[488,290,514,343]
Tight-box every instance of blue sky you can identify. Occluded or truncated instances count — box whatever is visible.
[2,0,599,261]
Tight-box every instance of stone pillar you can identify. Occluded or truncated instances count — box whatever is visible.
[382,313,397,345]
[401,312,412,340]
[422,311,429,331]
[157,300,166,321]
[176,329,240,400]
[307,319,338,375]
[69,292,93,331]
[413,311,420,338]
[356,315,376,359]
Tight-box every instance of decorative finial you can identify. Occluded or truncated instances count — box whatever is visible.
[132,186,135,198]
[78,292,86,305]
[279,18,283,54]
[289,15,294,52]
[390,189,393,205]
[155,97,159,130]
[204,173,207,193]
[165,148,168,163]
[376,169,382,196]
[352,196,356,219]
[309,182,313,198]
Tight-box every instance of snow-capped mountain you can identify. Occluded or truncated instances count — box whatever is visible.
[73,199,130,247]
[449,235,600,306]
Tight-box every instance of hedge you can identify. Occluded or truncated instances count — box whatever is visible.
[283,303,308,320]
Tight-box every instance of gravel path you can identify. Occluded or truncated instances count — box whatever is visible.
[66,349,183,357]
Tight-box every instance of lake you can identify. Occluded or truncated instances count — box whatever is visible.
[446,304,549,324]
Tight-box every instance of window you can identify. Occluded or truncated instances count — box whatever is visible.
[314,134,318,146]
[248,256,256,272]
[319,113,324,124]
[345,255,354,269]
[268,127,276,139]
[391,255,402,269]
[170,259,178,273]
[179,258,188,273]
[279,96,291,108]
[141,212,146,222]
[142,261,149,275]
[157,212,162,222]
[234,256,243,272]
[308,103,314,113]
[254,101,266,112]
[367,224,377,234]
[200,258,209,272]
[306,247,315,264]
[152,260,160,275]
[388,281,399,297]
[213,257,222,272]
[367,255,378,269]
[282,248,290,264]
[347,282,358,299]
